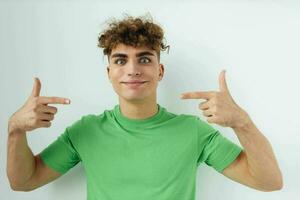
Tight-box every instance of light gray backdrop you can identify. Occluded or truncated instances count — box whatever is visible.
[1,0,299,199]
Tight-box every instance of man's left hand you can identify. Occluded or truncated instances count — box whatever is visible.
[180,70,251,128]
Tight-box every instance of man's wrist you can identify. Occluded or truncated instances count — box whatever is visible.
[232,111,253,131]
[8,117,25,135]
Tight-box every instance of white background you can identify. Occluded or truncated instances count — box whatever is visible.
[1,0,299,199]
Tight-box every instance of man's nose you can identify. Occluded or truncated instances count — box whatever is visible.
[127,61,141,76]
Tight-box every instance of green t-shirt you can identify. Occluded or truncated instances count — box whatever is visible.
[40,104,242,200]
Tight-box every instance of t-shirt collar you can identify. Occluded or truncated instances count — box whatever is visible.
[113,103,164,128]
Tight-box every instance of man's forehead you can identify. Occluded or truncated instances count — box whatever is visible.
[110,43,157,57]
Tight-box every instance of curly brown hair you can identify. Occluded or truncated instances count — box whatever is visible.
[97,14,169,61]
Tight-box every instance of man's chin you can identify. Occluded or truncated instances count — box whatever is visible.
[120,95,147,103]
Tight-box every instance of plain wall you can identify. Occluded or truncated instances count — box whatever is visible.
[1,0,299,199]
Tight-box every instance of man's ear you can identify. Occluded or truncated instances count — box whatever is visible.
[106,66,111,82]
[158,64,164,81]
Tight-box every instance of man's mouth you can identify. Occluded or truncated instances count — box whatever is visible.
[121,81,148,84]
[121,81,148,87]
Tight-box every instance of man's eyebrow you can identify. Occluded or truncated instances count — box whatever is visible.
[110,51,155,59]
[136,51,155,57]
[111,53,127,59]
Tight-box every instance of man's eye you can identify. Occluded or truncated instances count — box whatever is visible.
[114,59,126,65]
[140,57,151,63]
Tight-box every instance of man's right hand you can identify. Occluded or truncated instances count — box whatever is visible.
[8,77,71,133]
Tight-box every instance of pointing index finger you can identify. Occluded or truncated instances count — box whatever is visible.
[180,91,213,100]
[38,96,71,105]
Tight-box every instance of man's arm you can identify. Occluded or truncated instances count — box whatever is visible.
[7,128,62,191]
[7,77,70,191]
[181,70,283,191]
[222,119,283,192]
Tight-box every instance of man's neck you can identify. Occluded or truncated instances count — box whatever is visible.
[118,98,158,120]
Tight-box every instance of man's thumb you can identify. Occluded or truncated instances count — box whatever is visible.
[31,77,41,97]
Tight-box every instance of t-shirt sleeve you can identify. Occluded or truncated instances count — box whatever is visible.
[196,117,243,173]
[39,126,81,174]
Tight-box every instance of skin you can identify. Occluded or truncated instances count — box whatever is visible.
[106,43,164,120]
[7,78,69,191]
[7,43,283,192]
[181,70,283,191]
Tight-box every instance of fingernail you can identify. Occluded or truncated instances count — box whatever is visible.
[65,99,71,104]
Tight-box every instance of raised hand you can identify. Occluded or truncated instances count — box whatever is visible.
[8,77,71,133]
[180,70,251,128]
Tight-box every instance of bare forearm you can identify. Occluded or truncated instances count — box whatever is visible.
[7,122,36,188]
[233,118,283,189]
[6,78,68,191]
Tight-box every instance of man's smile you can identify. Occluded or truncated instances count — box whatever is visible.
[121,81,149,88]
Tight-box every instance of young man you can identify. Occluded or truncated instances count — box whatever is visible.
[7,15,283,199]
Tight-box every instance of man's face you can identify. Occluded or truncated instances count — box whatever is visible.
[107,43,164,103]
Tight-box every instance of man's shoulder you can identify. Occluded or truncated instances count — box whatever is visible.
[84,106,117,120]
[164,108,200,124]
[80,112,106,122]
[68,109,112,128]
[169,111,215,131]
